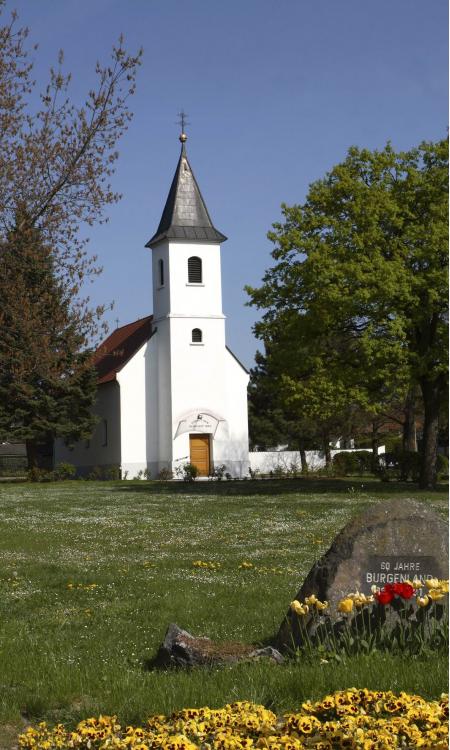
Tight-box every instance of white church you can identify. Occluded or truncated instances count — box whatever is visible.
[55,132,250,479]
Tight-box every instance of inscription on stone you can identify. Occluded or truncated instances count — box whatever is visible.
[276,498,449,651]
[362,555,439,592]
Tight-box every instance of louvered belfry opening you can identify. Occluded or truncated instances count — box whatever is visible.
[188,256,202,283]
[192,328,202,343]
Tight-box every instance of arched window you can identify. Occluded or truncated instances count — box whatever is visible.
[158,258,164,287]
[191,328,202,343]
[188,256,202,283]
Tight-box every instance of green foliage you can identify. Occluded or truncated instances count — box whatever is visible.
[377,450,421,482]
[157,467,173,481]
[0,9,142,471]
[0,212,98,467]
[289,599,448,659]
[352,451,376,474]
[180,463,199,482]
[331,452,360,476]
[86,465,121,481]
[211,464,227,481]
[437,454,449,479]
[27,467,53,483]
[246,139,448,488]
[53,462,76,480]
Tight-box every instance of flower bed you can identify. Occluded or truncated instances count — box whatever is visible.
[18,689,448,749]
[288,578,449,656]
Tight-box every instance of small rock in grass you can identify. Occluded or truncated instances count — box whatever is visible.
[151,623,283,668]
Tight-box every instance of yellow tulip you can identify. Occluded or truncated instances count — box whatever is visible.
[315,600,329,611]
[305,594,318,606]
[425,578,440,590]
[290,600,309,616]
[438,580,449,593]
[428,589,444,602]
[338,597,354,614]
[412,578,423,590]
[416,595,430,607]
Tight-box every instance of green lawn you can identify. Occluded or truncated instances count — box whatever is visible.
[0,477,447,744]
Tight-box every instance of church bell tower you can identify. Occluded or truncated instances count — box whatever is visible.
[145,127,248,478]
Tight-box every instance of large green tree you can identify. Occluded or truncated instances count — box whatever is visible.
[0,4,141,466]
[246,139,448,488]
[0,212,98,467]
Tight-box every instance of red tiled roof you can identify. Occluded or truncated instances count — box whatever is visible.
[95,316,153,384]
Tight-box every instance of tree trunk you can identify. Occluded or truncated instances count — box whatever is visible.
[25,439,38,470]
[403,388,417,452]
[371,423,379,473]
[299,442,308,474]
[419,379,441,489]
[323,433,332,467]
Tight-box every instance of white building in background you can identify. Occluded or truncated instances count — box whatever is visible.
[55,132,250,478]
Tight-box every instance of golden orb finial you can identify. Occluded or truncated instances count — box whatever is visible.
[179,132,187,143]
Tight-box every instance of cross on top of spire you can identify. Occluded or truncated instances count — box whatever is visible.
[177,110,189,143]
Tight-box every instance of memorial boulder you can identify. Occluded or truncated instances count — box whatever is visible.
[276,498,448,650]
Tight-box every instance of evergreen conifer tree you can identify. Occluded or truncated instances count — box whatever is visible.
[0,209,98,468]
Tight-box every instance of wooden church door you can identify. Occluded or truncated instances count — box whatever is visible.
[189,434,210,476]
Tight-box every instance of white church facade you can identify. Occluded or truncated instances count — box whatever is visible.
[55,133,250,479]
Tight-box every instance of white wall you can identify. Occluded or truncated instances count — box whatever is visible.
[149,235,249,479]
[54,381,121,475]
[214,349,249,477]
[117,340,148,479]
[152,241,223,322]
[249,447,384,475]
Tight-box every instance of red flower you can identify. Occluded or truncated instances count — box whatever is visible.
[393,582,414,599]
[376,589,394,605]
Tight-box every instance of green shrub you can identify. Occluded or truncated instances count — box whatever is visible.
[53,462,76,480]
[377,450,421,482]
[86,465,121,481]
[87,466,103,481]
[104,465,121,481]
[394,449,421,481]
[382,434,403,453]
[437,453,449,479]
[211,464,226,480]
[331,452,359,476]
[157,467,173,480]
[181,463,198,482]
[27,467,54,482]
[353,450,377,474]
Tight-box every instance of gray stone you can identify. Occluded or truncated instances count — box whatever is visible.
[276,498,448,650]
[152,623,283,669]
[248,646,284,664]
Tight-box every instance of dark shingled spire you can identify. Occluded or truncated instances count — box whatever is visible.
[146,138,227,248]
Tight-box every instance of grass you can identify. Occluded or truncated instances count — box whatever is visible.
[0,477,447,744]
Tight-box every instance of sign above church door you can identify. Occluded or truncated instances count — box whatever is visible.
[174,413,225,438]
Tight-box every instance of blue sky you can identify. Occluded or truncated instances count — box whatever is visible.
[6,0,448,368]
